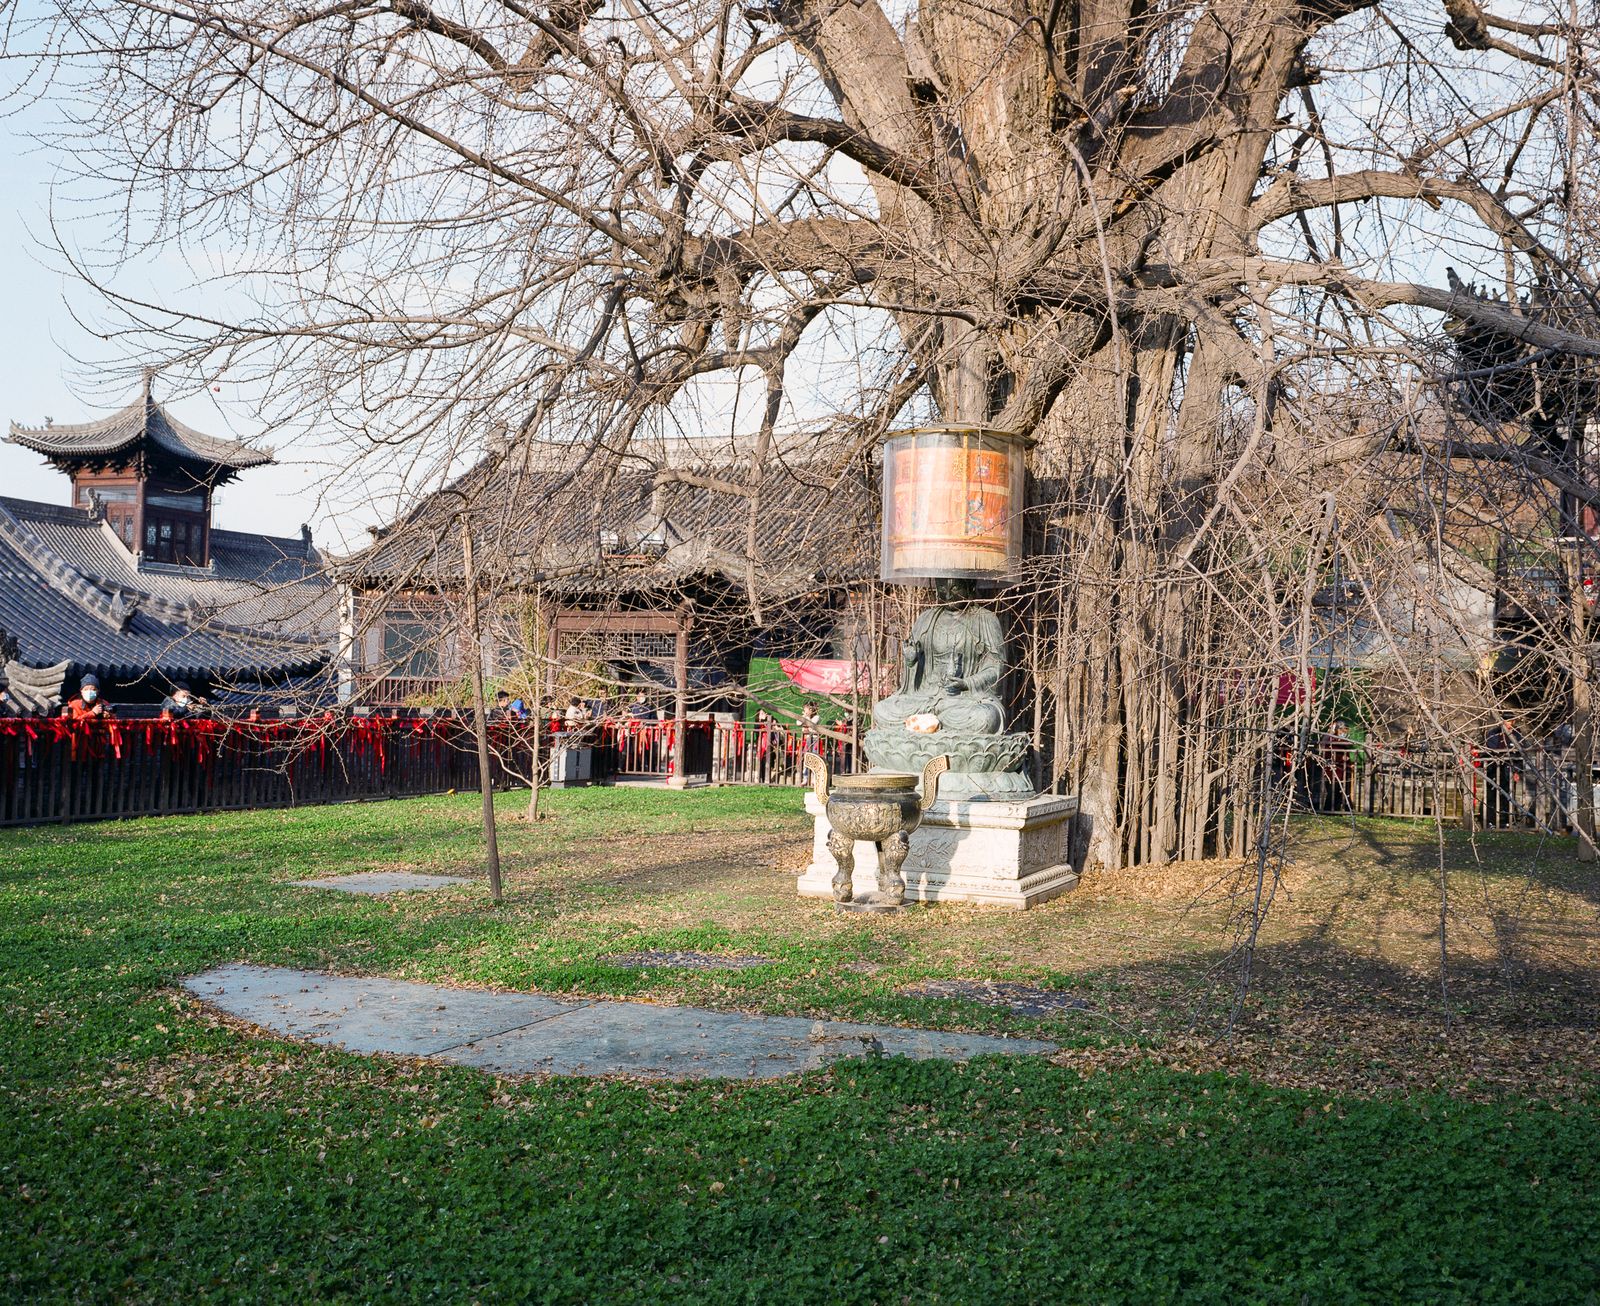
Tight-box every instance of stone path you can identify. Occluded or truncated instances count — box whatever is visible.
[602,950,772,971]
[185,964,1055,1081]
[290,872,472,895]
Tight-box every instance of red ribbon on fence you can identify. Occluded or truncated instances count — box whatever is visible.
[0,714,805,821]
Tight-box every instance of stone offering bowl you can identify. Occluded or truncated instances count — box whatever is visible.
[803,754,948,908]
[827,772,922,841]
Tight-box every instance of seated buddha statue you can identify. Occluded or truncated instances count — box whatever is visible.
[871,579,1006,736]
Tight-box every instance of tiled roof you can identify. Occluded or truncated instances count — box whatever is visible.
[0,498,335,637]
[0,496,333,688]
[8,392,273,471]
[342,443,877,599]
[0,657,69,713]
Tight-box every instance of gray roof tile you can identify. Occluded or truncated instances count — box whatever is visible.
[343,446,876,598]
[0,498,336,637]
[0,496,333,689]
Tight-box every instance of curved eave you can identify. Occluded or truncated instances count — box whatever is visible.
[8,401,275,473]
[49,648,332,688]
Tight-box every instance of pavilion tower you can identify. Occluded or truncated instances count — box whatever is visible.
[7,373,273,568]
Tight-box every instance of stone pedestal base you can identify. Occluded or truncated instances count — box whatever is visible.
[799,792,1079,910]
[834,893,912,915]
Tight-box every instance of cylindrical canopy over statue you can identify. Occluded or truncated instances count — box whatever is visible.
[879,426,1029,583]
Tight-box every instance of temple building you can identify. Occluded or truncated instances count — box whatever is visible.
[0,379,337,710]
[336,436,881,714]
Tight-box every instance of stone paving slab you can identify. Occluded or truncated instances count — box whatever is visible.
[186,964,585,1056]
[602,950,772,971]
[899,980,1091,1016]
[290,871,473,895]
[185,965,1056,1080]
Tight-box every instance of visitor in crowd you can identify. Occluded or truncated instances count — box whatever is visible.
[752,706,774,779]
[798,700,821,735]
[160,682,206,719]
[1484,716,1528,828]
[564,695,591,728]
[63,674,112,721]
[497,691,529,720]
[1486,717,1522,755]
[627,689,654,720]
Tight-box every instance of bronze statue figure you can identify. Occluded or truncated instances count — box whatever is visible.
[872,578,1006,735]
[863,578,1035,798]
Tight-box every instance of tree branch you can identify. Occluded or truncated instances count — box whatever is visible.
[705,95,940,201]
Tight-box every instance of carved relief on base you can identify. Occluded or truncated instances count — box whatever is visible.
[800,792,1080,910]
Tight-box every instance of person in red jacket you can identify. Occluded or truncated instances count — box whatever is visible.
[62,674,112,721]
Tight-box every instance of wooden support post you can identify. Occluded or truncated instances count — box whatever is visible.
[461,524,503,901]
[849,586,861,775]
[527,590,545,821]
[669,608,689,787]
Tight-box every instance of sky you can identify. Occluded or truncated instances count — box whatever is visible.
[0,3,1531,559]
[0,93,358,548]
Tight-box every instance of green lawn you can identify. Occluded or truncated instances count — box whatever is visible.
[2,790,1597,1302]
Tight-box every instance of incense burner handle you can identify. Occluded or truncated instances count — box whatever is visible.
[919,754,950,812]
[803,751,831,803]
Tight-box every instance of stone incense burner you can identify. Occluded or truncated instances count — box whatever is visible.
[803,753,949,912]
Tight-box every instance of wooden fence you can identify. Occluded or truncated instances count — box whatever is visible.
[1295,741,1587,832]
[0,716,521,827]
[0,715,848,827]
[23,712,1575,835]
[709,721,852,786]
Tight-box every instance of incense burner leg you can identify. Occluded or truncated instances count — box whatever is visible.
[877,831,910,906]
[826,829,856,903]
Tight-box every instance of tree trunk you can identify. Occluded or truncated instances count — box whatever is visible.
[527,594,544,823]
[1021,321,1275,871]
[1572,546,1596,860]
[670,613,689,787]
[461,524,504,901]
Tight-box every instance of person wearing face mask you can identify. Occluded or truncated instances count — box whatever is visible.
[63,674,112,721]
[160,682,207,720]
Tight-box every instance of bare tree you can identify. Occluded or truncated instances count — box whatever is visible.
[7,0,1600,870]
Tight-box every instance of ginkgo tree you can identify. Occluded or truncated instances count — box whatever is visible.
[8,0,1600,868]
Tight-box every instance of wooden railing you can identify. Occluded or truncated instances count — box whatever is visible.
[709,721,852,786]
[558,719,851,786]
[0,716,528,827]
[355,677,452,706]
[1296,740,1590,832]
[0,715,858,826]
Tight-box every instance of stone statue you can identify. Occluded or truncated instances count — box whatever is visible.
[864,578,1035,799]
[873,582,1006,734]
